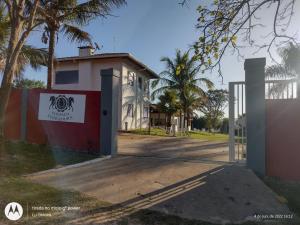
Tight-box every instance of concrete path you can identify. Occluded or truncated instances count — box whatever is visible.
[118,133,229,162]
[28,135,290,224]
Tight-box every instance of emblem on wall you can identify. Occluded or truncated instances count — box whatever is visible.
[38,93,86,123]
[49,95,74,112]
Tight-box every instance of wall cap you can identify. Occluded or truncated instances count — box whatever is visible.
[244,58,266,70]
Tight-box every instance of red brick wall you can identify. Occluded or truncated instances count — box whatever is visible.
[4,89,22,140]
[4,89,101,154]
[266,99,300,180]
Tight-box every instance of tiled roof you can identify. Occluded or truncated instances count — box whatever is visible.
[56,53,159,79]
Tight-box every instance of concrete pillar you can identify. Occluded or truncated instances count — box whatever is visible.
[244,58,266,176]
[100,68,120,156]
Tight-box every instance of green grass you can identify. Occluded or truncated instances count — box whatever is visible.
[264,177,300,218]
[189,131,229,142]
[0,140,97,177]
[129,128,229,142]
[0,140,105,224]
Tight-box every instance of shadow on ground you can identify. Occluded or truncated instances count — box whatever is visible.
[49,165,290,225]
[28,135,291,225]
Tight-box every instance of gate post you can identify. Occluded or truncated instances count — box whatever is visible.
[100,68,120,156]
[297,78,300,99]
[244,58,266,176]
[228,82,235,162]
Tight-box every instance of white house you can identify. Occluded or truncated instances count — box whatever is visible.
[52,46,159,130]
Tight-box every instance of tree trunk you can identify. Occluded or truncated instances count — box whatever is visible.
[47,29,56,89]
[0,22,23,138]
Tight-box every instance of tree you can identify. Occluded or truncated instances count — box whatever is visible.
[181,0,298,75]
[0,1,46,136]
[181,91,202,131]
[198,89,228,132]
[157,90,180,130]
[0,6,47,77]
[266,43,300,97]
[192,116,207,130]
[13,78,46,89]
[152,49,214,131]
[266,43,300,79]
[220,118,229,134]
[39,0,126,89]
[0,0,125,137]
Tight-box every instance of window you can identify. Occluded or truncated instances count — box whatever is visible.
[138,77,142,90]
[143,106,149,118]
[55,70,79,84]
[144,80,149,93]
[128,71,135,86]
[127,104,134,117]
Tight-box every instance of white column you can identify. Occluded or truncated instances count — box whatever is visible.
[229,82,235,162]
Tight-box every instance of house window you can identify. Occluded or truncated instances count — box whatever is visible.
[128,71,135,86]
[144,80,149,93]
[138,77,142,90]
[143,106,149,118]
[55,70,79,84]
[127,104,134,117]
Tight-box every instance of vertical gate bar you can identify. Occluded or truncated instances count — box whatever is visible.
[229,82,235,162]
[237,84,240,161]
[241,83,244,159]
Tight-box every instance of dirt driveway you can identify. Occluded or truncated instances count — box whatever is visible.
[118,133,229,162]
[28,135,290,224]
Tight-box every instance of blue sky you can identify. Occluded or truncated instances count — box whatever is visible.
[25,0,300,90]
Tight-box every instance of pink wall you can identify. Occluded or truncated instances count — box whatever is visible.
[266,99,300,180]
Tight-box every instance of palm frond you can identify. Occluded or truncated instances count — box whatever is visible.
[265,64,295,79]
[20,45,48,70]
[151,86,173,101]
[193,78,214,89]
[61,24,92,44]
[66,0,126,25]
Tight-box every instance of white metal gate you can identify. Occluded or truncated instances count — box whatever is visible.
[229,78,298,162]
[229,82,246,162]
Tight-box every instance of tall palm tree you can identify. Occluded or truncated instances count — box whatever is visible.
[39,0,126,89]
[0,6,47,81]
[152,49,214,132]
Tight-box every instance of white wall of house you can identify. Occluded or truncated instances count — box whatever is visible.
[120,63,150,130]
[52,59,150,131]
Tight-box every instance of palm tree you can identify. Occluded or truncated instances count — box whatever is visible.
[266,43,300,79]
[157,90,180,132]
[266,43,300,97]
[0,9,47,81]
[181,91,202,132]
[152,49,214,132]
[39,0,126,89]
